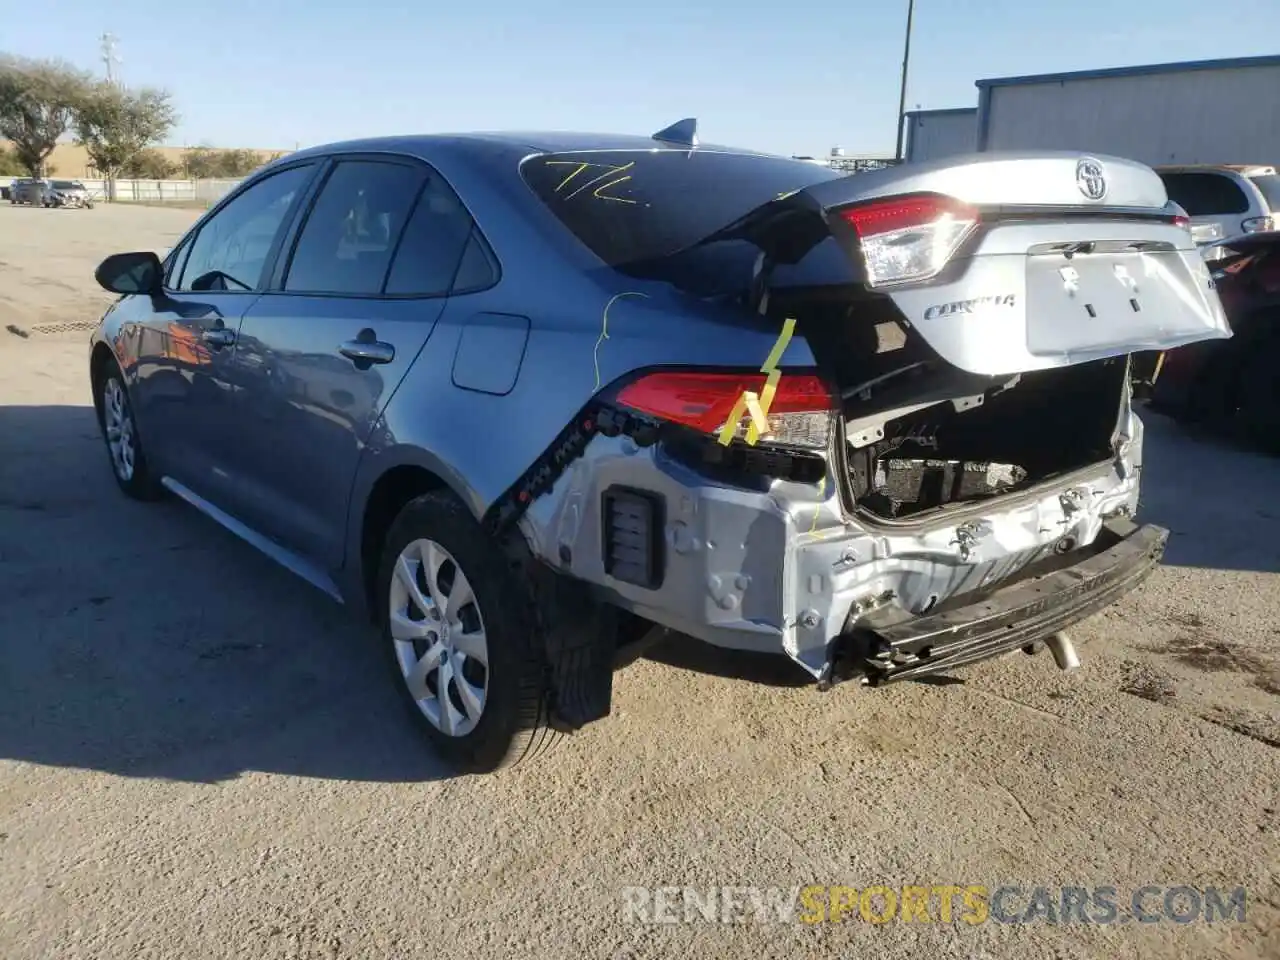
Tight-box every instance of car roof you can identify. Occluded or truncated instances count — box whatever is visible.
[282,131,781,163]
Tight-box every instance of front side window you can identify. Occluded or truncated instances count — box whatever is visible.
[520,149,843,268]
[177,164,314,292]
[284,160,424,295]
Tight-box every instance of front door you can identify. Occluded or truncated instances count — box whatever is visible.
[130,163,318,513]
[229,157,483,568]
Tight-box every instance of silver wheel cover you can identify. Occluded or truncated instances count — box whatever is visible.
[103,378,136,482]
[389,538,490,737]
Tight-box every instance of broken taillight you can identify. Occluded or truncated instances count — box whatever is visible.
[615,371,835,450]
[837,193,979,288]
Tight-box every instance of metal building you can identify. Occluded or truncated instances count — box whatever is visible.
[975,55,1280,166]
[903,108,978,163]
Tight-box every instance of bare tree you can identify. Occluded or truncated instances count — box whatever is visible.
[0,55,92,181]
[74,82,177,200]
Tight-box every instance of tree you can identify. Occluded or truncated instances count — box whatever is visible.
[0,145,25,176]
[74,82,177,199]
[121,148,177,179]
[214,148,266,177]
[0,55,91,177]
[181,144,266,179]
[180,144,220,178]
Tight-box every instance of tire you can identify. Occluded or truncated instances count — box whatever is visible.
[375,492,559,773]
[95,360,165,500]
[1236,345,1280,455]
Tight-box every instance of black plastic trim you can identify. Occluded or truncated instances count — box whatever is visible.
[601,486,666,589]
[834,519,1168,685]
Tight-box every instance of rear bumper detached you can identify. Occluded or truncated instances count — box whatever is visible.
[829,519,1168,686]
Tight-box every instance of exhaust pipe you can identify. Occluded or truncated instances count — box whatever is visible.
[1044,631,1080,671]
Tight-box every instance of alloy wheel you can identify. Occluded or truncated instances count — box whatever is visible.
[388,538,490,737]
[103,378,136,482]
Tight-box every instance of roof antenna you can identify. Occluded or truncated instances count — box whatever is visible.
[652,118,698,149]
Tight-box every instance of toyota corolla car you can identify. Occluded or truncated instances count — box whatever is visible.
[88,125,1229,772]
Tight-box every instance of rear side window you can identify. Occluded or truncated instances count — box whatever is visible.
[1248,174,1280,209]
[1159,172,1250,216]
[285,160,424,295]
[520,149,842,268]
[383,176,482,296]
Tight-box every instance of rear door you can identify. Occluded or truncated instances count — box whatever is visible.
[229,155,485,567]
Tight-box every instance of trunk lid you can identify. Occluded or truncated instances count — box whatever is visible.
[701,152,1231,377]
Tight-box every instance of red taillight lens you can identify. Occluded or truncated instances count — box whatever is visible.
[840,194,976,236]
[615,371,835,449]
[836,193,979,288]
[1173,214,1190,228]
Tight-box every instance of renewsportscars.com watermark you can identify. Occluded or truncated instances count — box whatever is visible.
[621,885,1249,926]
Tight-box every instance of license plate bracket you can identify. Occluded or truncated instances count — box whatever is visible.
[1025,249,1214,358]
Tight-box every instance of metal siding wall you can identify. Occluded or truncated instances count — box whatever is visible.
[984,65,1280,165]
[906,110,978,163]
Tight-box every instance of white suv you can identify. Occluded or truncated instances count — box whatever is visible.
[1157,165,1280,244]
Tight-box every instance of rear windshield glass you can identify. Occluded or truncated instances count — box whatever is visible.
[1249,174,1280,209]
[51,181,80,189]
[1158,172,1250,216]
[520,149,843,267]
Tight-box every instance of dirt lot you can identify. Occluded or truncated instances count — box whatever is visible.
[1,202,1278,960]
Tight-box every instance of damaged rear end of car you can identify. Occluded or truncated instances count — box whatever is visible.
[506,146,1229,695]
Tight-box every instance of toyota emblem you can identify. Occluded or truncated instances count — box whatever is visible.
[1076,158,1107,201]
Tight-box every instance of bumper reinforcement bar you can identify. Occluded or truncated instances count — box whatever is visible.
[835,519,1168,685]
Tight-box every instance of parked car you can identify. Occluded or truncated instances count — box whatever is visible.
[1156,165,1280,246]
[8,177,40,204]
[1149,231,1280,452]
[88,132,1229,772]
[46,179,94,208]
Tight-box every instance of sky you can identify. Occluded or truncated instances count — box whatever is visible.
[3,0,1275,157]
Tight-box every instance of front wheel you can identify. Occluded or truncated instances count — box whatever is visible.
[96,362,165,500]
[375,492,559,773]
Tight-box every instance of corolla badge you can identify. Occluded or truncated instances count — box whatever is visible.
[1076,157,1107,201]
[923,294,1017,320]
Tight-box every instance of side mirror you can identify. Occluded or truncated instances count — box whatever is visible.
[95,251,164,296]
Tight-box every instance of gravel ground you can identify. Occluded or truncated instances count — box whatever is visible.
[1,202,1277,960]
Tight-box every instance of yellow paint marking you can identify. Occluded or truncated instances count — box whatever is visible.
[563,161,635,201]
[717,317,797,446]
[594,292,650,391]
[547,161,591,192]
[594,175,637,203]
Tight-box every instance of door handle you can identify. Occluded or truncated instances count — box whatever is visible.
[202,327,236,347]
[338,336,395,365]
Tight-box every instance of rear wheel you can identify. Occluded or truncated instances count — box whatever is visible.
[96,361,165,500]
[376,492,558,772]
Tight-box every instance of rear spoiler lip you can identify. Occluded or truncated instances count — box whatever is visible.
[678,181,1187,267]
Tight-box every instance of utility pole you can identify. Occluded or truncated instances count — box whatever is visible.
[100,33,121,87]
[893,0,915,162]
